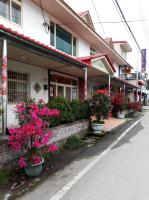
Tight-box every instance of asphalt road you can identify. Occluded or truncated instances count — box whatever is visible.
[18,111,149,200]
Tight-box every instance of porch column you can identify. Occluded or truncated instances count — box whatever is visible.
[123,83,126,95]
[48,69,51,101]
[108,75,111,96]
[84,67,88,99]
[2,39,8,135]
[139,85,142,102]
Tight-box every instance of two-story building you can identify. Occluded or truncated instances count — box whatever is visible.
[0,0,137,131]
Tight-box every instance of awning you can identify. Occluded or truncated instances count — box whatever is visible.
[79,54,115,77]
[142,90,149,95]
[113,77,138,89]
[0,24,89,78]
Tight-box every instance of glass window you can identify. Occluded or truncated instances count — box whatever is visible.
[0,0,10,18]
[8,71,29,104]
[66,87,71,100]
[56,25,72,55]
[0,0,21,25]
[72,87,78,100]
[11,1,21,25]
[73,37,76,56]
[57,85,64,97]
[50,84,56,98]
[90,47,96,55]
[50,21,55,46]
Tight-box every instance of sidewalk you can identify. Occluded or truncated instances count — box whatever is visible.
[103,117,127,132]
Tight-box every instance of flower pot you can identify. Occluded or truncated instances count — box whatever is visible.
[117,111,125,119]
[24,157,44,177]
[91,123,104,134]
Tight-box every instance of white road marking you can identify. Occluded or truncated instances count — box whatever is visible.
[49,113,148,200]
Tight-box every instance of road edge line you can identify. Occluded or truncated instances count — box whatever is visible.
[49,112,148,200]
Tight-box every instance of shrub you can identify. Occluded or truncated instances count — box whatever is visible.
[70,100,81,120]
[47,97,90,127]
[79,100,90,119]
[112,93,127,113]
[70,100,90,120]
[0,170,9,187]
[63,135,85,150]
[47,97,75,126]
[128,101,142,112]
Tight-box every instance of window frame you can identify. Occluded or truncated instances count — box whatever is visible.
[8,70,29,104]
[50,21,77,56]
[0,0,22,25]
[90,47,96,55]
[50,82,78,100]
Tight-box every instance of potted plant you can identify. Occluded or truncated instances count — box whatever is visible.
[90,89,111,134]
[128,101,142,117]
[112,93,126,119]
[8,99,60,177]
[0,108,3,128]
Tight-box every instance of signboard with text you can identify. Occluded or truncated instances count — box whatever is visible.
[141,49,146,72]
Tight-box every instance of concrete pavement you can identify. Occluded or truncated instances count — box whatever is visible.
[17,111,149,200]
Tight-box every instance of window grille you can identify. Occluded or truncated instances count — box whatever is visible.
[8,71,29,104]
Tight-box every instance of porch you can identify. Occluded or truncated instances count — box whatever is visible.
[0,25,113,134]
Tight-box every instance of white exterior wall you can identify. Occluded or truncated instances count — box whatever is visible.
[113,63,119,77]
[0,0,91,58]
[0,0,50,45]
[77,38,90,57]
[114,44,127,60]
[5,60,48,126]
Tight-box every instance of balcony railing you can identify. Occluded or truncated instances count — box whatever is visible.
[120,73,137,80]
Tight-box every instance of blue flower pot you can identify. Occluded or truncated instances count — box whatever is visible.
[24,157,44,177]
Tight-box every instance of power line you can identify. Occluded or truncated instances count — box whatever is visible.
[111,0,140,53]
[114,0,142,52]
[113,0,149,70]
[91,0,106,37]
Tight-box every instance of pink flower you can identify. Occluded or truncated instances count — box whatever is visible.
[18,156,27,168]
[48,144,59,153]
[8,99,60,169]
[31,155,41,164]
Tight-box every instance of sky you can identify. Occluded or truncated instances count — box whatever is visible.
[65,0,149,73]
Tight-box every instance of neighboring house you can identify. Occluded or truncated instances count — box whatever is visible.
[0,0,137,129]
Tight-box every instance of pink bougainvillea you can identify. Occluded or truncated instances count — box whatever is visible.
[8,99,60,168]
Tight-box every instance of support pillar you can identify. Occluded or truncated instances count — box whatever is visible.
[123,83,126,95]
[84,68,88,100]
[2,39,7,135]
[108,75,111,96]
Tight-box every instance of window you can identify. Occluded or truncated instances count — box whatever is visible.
[56,25,72,55]
[8,71,29,104]
[50,22,77,56]
[50,21,55,46]
[90,47,96,55]
[73,37,76,57]
[0,0,9,18]
[0,0,22,25]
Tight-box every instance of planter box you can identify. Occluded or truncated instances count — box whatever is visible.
[0,120,89,167]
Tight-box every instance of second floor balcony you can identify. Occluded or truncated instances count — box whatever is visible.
[120,73,137,80]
